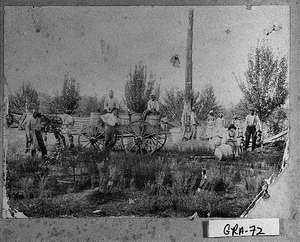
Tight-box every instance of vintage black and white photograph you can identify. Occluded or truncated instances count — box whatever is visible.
[3,5,290,219]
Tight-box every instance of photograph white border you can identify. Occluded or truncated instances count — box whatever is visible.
[0,0,299,241]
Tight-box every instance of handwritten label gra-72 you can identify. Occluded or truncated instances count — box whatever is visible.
[207,218,279,238]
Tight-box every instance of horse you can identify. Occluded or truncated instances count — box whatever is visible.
[7,111,67,148]
[5,112,23,129]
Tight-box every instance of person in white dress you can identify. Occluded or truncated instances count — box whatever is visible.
[206,110,215,139]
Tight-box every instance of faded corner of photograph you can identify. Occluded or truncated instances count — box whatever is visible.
[3,5,290,219]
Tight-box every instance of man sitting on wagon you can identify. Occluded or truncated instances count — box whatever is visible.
[104,90,119,114]
[100,107,119,152]
[142,93,160,121]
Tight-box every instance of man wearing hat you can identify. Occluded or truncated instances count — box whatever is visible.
[26,109,47,158]
[100,107,119,152]
[142,93,160,120]
[244,107,261,151]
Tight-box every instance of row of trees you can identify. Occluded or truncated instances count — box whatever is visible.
[9,75,81,115]
[8,42,288,136]
[160,85,222,124]
[122,42,288,135]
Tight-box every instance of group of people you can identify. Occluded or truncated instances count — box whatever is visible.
[21,109,75,158]
[20,89,161,157]
[22,88,261,159]
[103,90,160,120]
[226,108,262,157]
[99,90,161,152]
[182,107,262,158]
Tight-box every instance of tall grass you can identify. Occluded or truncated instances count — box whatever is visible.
[7,147,283,218]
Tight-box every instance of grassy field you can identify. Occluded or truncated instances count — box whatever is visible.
[5,128,284,218]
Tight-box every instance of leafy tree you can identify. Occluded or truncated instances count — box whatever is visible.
[79,95,105,116]
[195,84,222,121]
[266,105,288,136]
[48,92,61,114]
[124,62,160,113]
[235,42,288,122]
[47,76,81,114]
[9,82,40,113]
[60,75,81,114]
[38,93,52,113]
[160,89,185,124]
[225,98,249,122]
[160,85,222,124]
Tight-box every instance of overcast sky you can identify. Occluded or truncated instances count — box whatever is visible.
[4,5,289,107]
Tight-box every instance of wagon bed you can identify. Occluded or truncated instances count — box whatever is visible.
[78,114,168,154]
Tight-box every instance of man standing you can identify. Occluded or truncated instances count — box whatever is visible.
[26,109,47,158]
[104,90,119,113]
[244,107,261,151]
[182,109,191,141]
[142,93,160,120]
[100,107,119,152]
[190,107,198,140]
[19,109,33,153]
[61,110,75,148]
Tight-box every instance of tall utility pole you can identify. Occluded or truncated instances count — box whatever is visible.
[181,8,194,129]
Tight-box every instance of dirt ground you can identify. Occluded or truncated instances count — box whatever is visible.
[5,128,80,159]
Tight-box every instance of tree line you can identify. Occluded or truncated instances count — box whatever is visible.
[8,42,288,136]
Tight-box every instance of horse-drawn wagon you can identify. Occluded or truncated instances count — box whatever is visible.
[78,112,168,154]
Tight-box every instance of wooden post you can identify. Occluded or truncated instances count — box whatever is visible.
[181,8,194,130]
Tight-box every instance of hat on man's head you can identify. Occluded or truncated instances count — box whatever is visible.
[150,93,156,97]
[209,110,213,114]
[228,124,236,130]
[233,115,238,119]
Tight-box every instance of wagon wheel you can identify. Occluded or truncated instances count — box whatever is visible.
[155,132,167,151]
[78,126,104,150]
[121,120,158,154]
[53,132,67,149]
